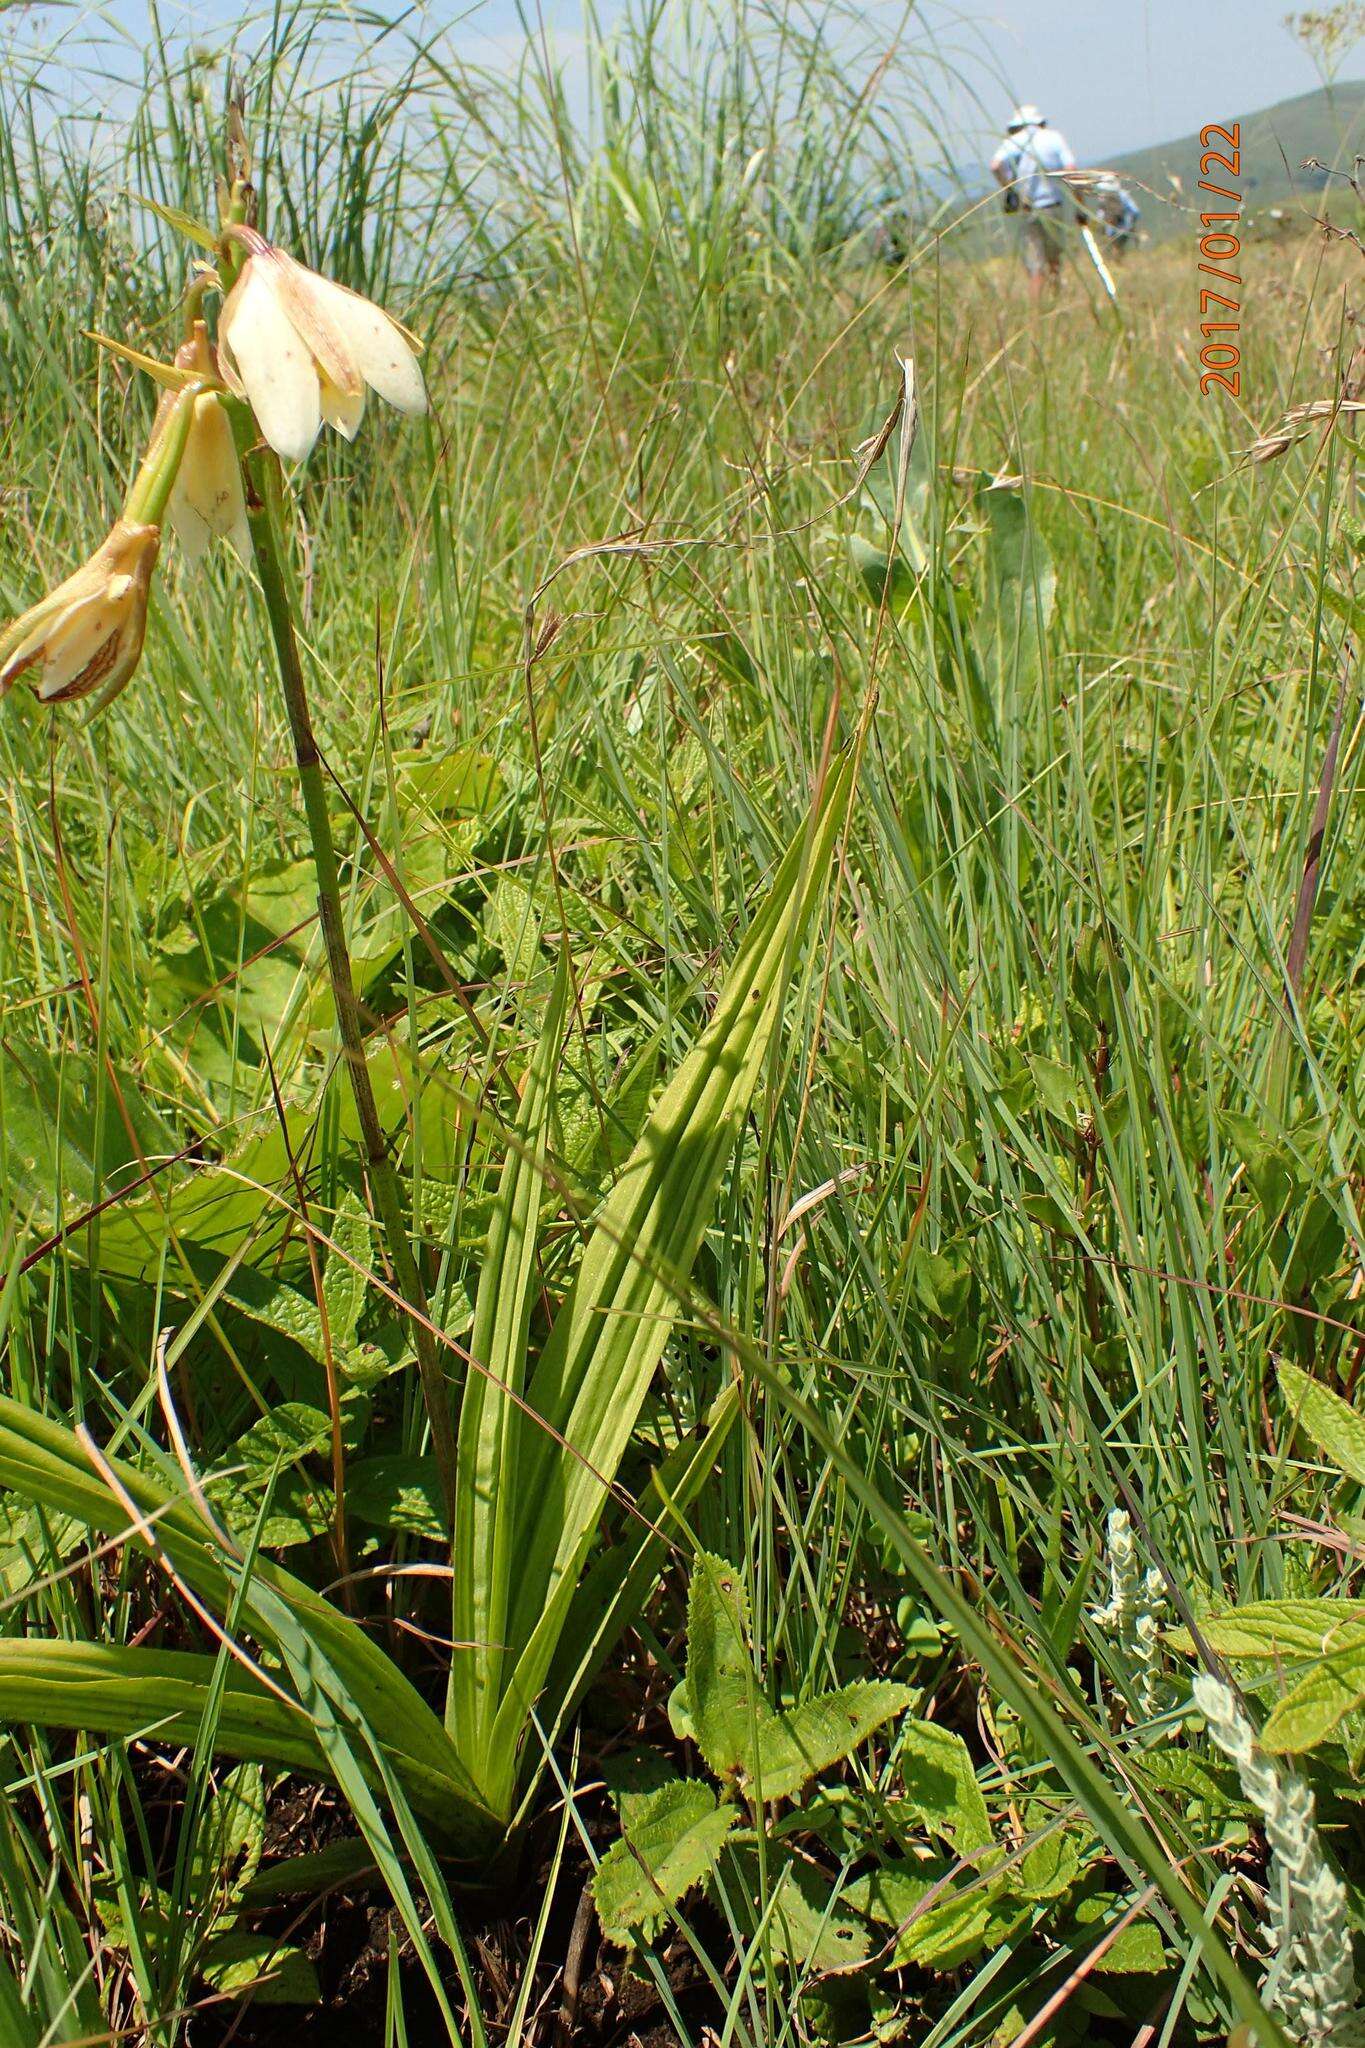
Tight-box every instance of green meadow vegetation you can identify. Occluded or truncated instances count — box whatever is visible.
[2,4,1365,2042]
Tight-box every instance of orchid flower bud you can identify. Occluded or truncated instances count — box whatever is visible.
[153,324,251,564]
[217,229,426,463]
[1,379,201,713]
[0,520,161,705]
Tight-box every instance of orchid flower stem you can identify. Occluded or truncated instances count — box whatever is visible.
[241,441,459,1525]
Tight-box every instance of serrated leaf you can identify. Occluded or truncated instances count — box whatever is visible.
[685,1551,756,1778]
[1016,1820,1081,1901]
[1140,1750,1246,1818]
[219,1471,334,1550]
[1277,1359,1365,1484]
[593,1779,738,1940]
[346,1456,445,1539]
[224,1270,327,1363]
[191,1763,265,1910]
[686,1552,908,1799]
[845,1865,1011,1970]
[722,1846,870,1970]
[322,1192,371,1351]
[200,1930,320,2004]
[1071,1893,1167,1973]
[899,1720,993,1853]
[233,1404,331,1474]
[602,1748,680,1827]
[1261,1637,1365,1753]
[485,875,550,986]
[1167,1600,1365,1661]
[754,1682,913,1801]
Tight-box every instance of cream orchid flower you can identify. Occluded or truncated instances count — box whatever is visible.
[217,231,426,463]
[152,325,251,564]
[0,520,161,705]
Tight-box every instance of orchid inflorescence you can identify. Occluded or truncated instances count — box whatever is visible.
[0,142,426,714]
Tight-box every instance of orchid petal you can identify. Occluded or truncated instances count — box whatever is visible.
[307,271,427,416]
[219,259,321,464]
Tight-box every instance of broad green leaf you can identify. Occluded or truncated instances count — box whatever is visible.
[200,1930,321,2004]
[979,479,1055,673]
[1017,1821,1082,1902]
[1261,1637,1365,1752]
[1167,1600,1365,1661]
[322,1191,372,1351]
[602,1747,681,1827]
[485,874,551,986]
[850,533,916,612]
[1277,1359,1365,1484]
[223,1267,328,1362]
[393,745,503,817]
[753,1683,911,1802]
[685,1550,758,1783]
[237,1838,377,1905]
[683,1550,909,1800]
[233,1403,331,1473]
[346,1455,446,1538]
[0,1037,176,1214]
[722,1845,870,1970]
[899,1720,993,1854]
[492,760,856,1800]
[593,1779,738,1940]
[1071,1893,1168,1973]
[191,1763,266,1911]
[846,1865,1010,1970]
[220,1471,334,1549]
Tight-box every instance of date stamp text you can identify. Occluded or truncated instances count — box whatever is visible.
[1199,123,1243,395]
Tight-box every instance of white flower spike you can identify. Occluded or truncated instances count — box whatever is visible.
[217,230,426,463]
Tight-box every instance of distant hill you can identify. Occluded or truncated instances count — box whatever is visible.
[1102,81,1365,239]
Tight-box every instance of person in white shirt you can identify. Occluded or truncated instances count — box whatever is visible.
[990,105,1076,302]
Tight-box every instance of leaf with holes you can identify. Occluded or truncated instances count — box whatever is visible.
[721,1845,870,1970]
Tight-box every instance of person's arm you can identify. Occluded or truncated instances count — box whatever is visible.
[990,142,1014,188]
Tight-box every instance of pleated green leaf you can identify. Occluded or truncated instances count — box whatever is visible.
[447,956,569,1795]
[484,757,855,1797]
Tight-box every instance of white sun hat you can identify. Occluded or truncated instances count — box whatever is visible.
[1008,104,1044,130]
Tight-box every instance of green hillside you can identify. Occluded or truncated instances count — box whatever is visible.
[1104,79,1365,238]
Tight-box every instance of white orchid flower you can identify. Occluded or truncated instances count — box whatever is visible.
[217,231,427,463]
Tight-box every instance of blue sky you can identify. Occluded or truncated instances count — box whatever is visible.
[6,0,1349,164]
[964,0,1340,161]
